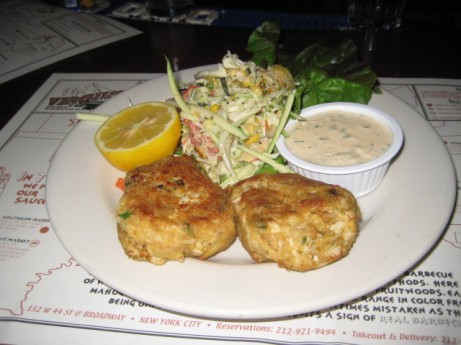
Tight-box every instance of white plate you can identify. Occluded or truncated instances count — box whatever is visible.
[46,66,456,320]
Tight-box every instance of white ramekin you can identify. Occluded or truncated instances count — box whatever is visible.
[276,102,404,197]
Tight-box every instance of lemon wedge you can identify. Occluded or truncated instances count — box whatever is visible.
[94,101,181,171]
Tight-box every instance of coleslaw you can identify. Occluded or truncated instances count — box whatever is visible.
[167,52,296,187]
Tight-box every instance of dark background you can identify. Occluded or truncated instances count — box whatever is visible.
[1,0,460,131]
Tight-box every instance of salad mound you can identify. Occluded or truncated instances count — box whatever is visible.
[168,52,296,187]
[165,22,377,187]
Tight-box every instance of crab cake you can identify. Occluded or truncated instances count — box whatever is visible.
[116,155,236,265]
[229,173,360,272]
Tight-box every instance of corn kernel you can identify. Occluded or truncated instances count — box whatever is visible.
[251,85,262,96]
[242,77,252,87]
[245,134,260,145]
[209,104,220,112]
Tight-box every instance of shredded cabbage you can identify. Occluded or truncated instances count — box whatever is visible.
[168,52,295,187]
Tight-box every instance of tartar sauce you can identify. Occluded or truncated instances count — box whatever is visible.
[285,111,393,166]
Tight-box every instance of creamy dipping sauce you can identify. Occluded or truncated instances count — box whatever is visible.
[285,110,393,166]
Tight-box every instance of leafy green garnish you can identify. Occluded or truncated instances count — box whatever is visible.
[292,68,374,113]
[118,211,132,219]
[257,221,268,229]
[246,21,280,68]
[255,155,287,175]
[247,22,377,113]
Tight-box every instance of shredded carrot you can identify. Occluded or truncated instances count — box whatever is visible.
[115,177,125,191]
[182,85,199,101]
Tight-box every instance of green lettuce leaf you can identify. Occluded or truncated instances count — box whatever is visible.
[247,22,377,113]
[246,21,280,68]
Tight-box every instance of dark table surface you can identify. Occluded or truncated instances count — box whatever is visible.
[1,11,460,131]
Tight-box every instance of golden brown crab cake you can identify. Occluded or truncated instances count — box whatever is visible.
[116,155,237,265]
[229,173,360,272]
